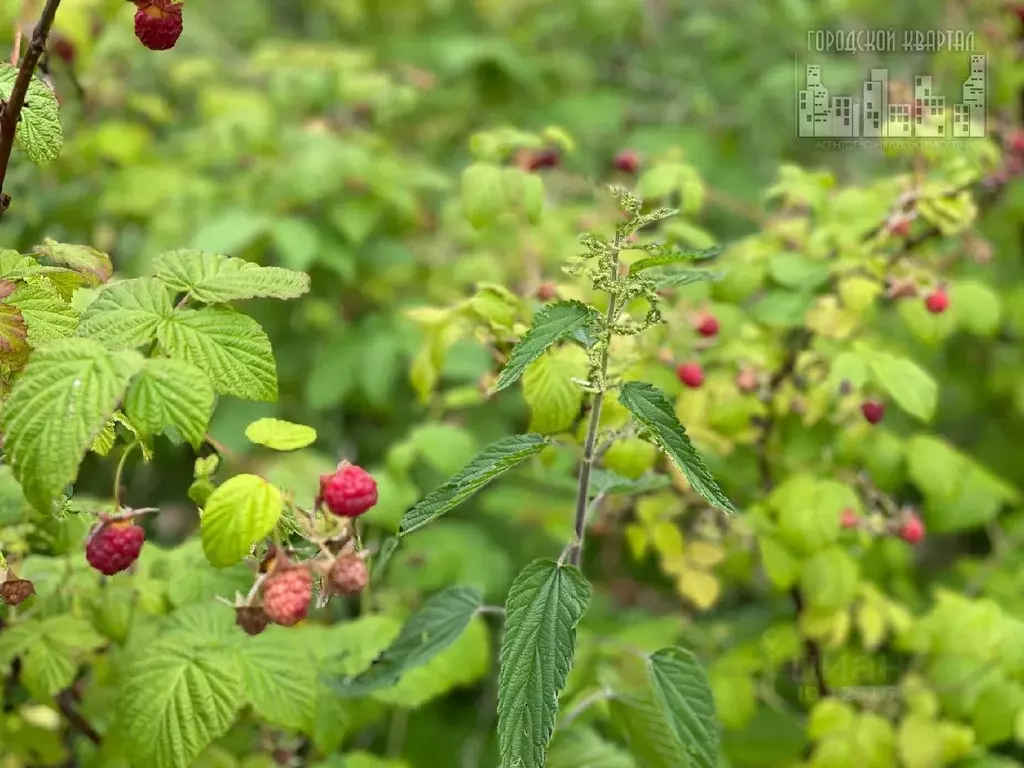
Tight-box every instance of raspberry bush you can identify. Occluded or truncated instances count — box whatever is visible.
[2,1,1024,767]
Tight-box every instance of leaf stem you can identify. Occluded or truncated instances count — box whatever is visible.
[0,0,62,216]
[112,441,140,509]
[568,233,622,568]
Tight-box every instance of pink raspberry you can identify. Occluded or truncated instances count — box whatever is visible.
[318,463,378,518]
[261,566,312,627]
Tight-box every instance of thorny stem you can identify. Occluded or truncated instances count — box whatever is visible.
[568,232,623,568]
[0,0,62,216]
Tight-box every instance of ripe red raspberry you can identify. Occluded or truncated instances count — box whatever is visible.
[1006,128,1024,154]
[840,508,860,529]
[86,520,145,575]
[261,566,312,627]
[536,283,557,301]
[695,314,719,337]
[897,513,925,544]
[521,147,559,171]
[888,216,911,237]
[328,555,369,596]
[614,150,640,174]
[924,288,949,314]
[319,462,378,518]
[676,362,704,389]
[235,606,270,636]
[134,0,183,51]
[0,573,34,605]
[50,35,75,64]
[861,400,885,425]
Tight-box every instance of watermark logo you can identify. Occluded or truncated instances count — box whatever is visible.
[796,29,986,148]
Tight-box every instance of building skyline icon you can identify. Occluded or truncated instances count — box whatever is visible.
[796,54,986,139]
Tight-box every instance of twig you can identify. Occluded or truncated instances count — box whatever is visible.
[0,0,62,216]
[10,28,22,67]
[54,689,101,745]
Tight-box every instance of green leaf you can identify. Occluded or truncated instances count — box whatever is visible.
[238,627,317,730]
[157,306,277,401]
[327,585,482,697]
[548,727,636,768]
[0,64,63,165]
[461,162,506,228]
[523,346,587,433]
[493,301,599,392]
[619,381,736,515]
[654,270,724,290]
[497,559,591,768]
[867,351,937,422]
[125,357,215,449]
[34,239,112,285]
[118,641,243,768]
[648,647,721,768]
[951,280,1001,336]
[200,474,283,567]
[7,279,80,344]
[767,253,831,289]
[799,548,859,611]
[609,693,689,768]
[0,339,142,511]
[153,250,310,303]
[629,248,720,274]
[245,418,317,451]
[76,278,174,349]
[397,434,549,536]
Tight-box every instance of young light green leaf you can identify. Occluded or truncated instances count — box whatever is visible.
[493,301,599,392]
[0,250,42,280]
[153,250,311,303]
[497,559,591,768]
[76,278,174,349]
[0,65,63,165]
[200,474,283,567]
[245,418,317,451]
[629,247,720,274]
[619,381,736,515]
[157,306,277,401]
[34,239,112,285]
[326,585,483,697]
[654,270,724,290]
[7,279,80,344]
[125,357,215,448]
[461,162,506,229]
[0,339,142,511]
[868,351,937,423]
[118,641,243,768]
[648,647,720,768]
[398,434,549,536]
[522,346,587,434]
[608,693,688,768]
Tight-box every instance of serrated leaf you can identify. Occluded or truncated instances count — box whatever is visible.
[523,347,587,433]
[153,250,310,303]
[238,627,317,730]
[497,559,591,768]
[125,357,215,448]
[619,382,736,515]
[0,64,63,165]
[34,239,112,285]
[868,351,937,423]
[0,339,143,511]
[76,278,174,349]
[0,303,27,353]
[609,693,689,768]
[157,306,277,401]
[398,434,549,536]
[0,250,41,279]
[200,474,283,567]
[7,279,80,344]
[494,301,599,392]
[326,585,482,697]
[629,248,720,274]
[245,418,317,451]
[648,647,720,768]
[118,641,243,768]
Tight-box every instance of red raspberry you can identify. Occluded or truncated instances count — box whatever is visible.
[897,513,925,544]
[888,216,911,237]
[235,606,270,636]
[735,368,758,394]
[86,520,145,575]
[614,150,640,174]
[536,283,557,301]
[328,555,369,596]
[134,0,183,51]
[50,35,75,64]
[521,148,559,171]
[924,288,949,314]
[319,462,378,518]
[695,314,719,337]
[676,362,704,389]
[840,508,860,529]
[861,400,885,424]
[261,566,312,627]
[0,573,35,605]
[1007,128,1024,154]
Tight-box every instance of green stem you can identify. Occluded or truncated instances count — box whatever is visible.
[568,235,622,568]
[112,441,140,509]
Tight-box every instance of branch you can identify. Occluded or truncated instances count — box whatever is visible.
[0,0,62,216]
[54,688,101,745]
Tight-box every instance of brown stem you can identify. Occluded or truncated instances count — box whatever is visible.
[55,689,101,745]
[0,0,62,216]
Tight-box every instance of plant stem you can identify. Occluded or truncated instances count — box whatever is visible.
[112,441,139,509]
[568,234,622,568]
[0,0,62,216]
